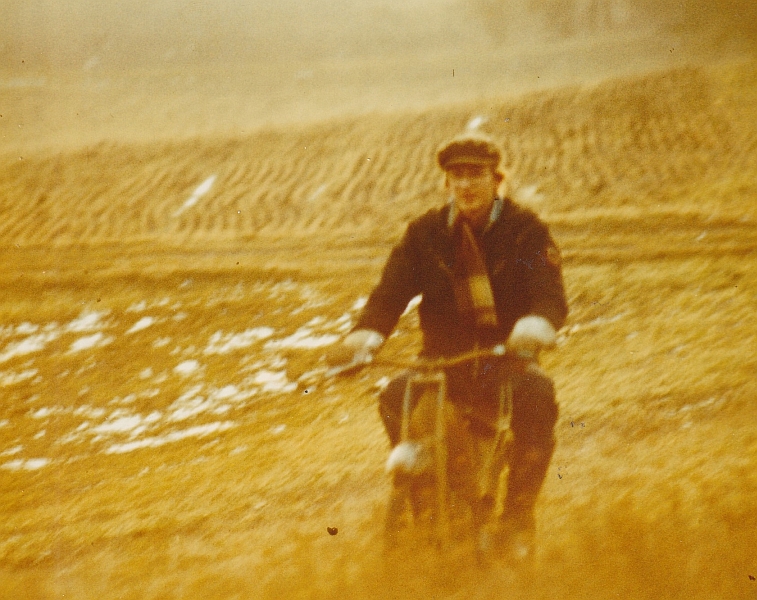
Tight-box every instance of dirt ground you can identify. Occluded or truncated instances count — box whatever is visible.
[1,5,757,598]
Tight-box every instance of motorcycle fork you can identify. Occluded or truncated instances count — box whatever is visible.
[478,374,515,501]
[400,371,450,545]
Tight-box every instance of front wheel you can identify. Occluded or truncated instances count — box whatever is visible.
[384,481,409,548]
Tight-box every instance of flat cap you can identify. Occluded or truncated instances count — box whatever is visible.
[436,132,502,170]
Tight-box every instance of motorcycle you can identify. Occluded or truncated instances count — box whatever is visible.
[329,345,528,561]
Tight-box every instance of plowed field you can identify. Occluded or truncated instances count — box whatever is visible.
[1,53,756,599]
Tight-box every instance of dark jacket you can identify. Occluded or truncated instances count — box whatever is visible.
[355,197,568,358]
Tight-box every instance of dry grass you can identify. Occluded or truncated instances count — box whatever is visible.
[0,56,756,599]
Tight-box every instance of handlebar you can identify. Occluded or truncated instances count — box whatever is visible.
[325,344,535,378]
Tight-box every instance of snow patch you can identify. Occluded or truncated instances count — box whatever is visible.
[67,310,109,332]
[126,316,157,334]
[252,370,297,393]
[264,328,339,350]
[104,421,235,454]
[0,332,60,363]
[2,458,51,471]
[69,332,114,353]
[204,328,275,355]
[174,360,201,376]
[168,385,213,422]
[0,445,23,457]
[126,300,147,313]
[174,175,217,217]
[0,369,38,386]
[91,415,145,435]
[15,322,39,335]
[351,297,368,311]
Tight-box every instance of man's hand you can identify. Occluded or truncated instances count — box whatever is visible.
[506,315,557,357]
[326,329,385,368]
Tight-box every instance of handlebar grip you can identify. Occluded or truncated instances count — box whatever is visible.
[325,355,373,378]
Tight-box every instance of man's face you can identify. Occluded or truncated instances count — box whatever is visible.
[445,164,500,225]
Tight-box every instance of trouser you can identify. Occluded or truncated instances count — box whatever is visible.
[378,360,558,520]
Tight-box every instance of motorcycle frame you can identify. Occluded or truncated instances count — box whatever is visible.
[397,361,515,547]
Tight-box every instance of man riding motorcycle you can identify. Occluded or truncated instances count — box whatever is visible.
[332,131,568,561]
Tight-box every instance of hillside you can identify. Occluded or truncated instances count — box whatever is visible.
[2,61,756,246]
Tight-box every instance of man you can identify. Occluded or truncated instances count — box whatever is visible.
[333,131,568,560]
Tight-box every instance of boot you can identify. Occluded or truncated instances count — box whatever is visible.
[497,439,554,563]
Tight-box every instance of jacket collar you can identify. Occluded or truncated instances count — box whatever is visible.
[446,196,503,232]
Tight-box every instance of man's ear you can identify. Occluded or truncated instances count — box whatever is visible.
[495,170,506,196]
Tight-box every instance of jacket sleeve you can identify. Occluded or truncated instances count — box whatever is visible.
[516,219,569,331]
[354,223,423,338]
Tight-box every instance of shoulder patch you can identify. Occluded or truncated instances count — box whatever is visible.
[546,244,562,267]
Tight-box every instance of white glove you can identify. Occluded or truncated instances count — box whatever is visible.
[327,329,385,367]
[506,315,556,357]
[343,329,385,363]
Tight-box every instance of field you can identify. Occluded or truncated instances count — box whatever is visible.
[1,8,757,598]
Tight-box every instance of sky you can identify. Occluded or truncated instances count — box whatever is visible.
[2,0,753,74]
